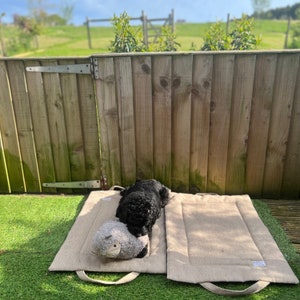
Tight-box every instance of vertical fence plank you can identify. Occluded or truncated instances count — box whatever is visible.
[171,54,193,192]
[282,58,300,198]
[132,56,154,179]
[95,57,121,186]
[207,54,235,194]
[76,59,101,180]
[0,61,25,192]
[263,54,299,198]
[0,131,9,192]
[24,60,56,193]
[226,54,256,194]
[246,54,277,197]
[152,55,172,187]
[7,60,40,192]
[59,59,86,183]
[190,54,213,193]
[41,60,71,187]
[115,56,136,186]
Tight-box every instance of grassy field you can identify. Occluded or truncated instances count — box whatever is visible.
[0,194,299,300]
[1,19,299,58]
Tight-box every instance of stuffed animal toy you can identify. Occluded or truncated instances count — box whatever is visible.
[92,220,149,260]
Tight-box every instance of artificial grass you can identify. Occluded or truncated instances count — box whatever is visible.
[0,194,299,300]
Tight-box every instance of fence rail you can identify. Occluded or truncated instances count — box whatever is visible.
[0,51,299,198]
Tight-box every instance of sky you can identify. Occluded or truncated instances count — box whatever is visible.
[1,0,300,25]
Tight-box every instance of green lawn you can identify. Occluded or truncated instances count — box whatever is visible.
[0,194,299,300]
[1,19,299,57]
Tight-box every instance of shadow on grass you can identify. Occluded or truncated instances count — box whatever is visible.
[0,196,299,300]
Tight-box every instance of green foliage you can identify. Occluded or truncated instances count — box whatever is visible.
[289,25,300,48]
[201,22,230,50]
[6,15,41,55]
[109,12,180,53]
[147,25,181,52]
[109,11,145,53]
[201,15,260,51]
[0,20,294,57]
[229,16,261,50]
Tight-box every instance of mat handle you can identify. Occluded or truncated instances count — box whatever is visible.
[200,281,270,296]
[76,270,140,285]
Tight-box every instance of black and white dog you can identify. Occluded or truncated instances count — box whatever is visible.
[116,179,170,237]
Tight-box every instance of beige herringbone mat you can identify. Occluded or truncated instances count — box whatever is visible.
[165,193,298,295]
[49,191,298,294]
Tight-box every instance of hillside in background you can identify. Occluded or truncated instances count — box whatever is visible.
[0,19,298,57]
[254,2,300,19]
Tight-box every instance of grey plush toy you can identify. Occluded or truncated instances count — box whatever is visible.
[92,220,149,260]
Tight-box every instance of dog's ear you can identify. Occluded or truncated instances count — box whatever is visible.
[159,186,170,207]
[116,203,126,219]
[120,187,130,196]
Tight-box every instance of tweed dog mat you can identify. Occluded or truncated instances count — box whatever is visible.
[49,191,298,295]
[165,193,298,295]
[49,190,166,284]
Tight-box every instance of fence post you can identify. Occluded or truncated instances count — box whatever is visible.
[142,10,148,48]
[170,9,175,33]
[284,16,291,49]
[0,13,6,56]
[86,17,92,49]
[226,13,230,35]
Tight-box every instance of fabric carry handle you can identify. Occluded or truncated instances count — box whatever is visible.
[200,281,270,296]
[76,270,140,285]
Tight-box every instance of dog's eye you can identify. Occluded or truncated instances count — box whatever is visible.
[113,244,117,248]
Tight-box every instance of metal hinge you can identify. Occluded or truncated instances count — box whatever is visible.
[26,57,100,79]
[43,176,108,190]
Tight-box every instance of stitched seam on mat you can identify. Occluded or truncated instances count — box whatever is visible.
[236,200,265,263]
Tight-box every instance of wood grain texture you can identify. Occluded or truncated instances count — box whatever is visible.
[115,56,136,186]
[281,61,300,198]
[246,54,277,197]
[226,54,256,194]
[263,54,299,198]
[41,60,71,187]
[207,54,235,194]
[0,61,25,192]
[171,54,193,192]
[152,55,172,187]
[132,56,154,179]
[7,60,40,192]
[0,53,299,198]
[190,54,213,193]
[24,60,56,193]
[95,57,121,186]
[76,59,100,181]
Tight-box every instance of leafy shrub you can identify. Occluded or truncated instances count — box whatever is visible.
[289,25,300,48]
[109,11,145,53]
[6,15,41,55]
[151,26,181,51]
[109,12,180,53]
[201,22,230,50]
[201,15,260,51]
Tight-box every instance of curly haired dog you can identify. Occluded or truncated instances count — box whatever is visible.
[116,179,170,238]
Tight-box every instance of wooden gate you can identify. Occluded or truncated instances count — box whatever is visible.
[0,51,300,198]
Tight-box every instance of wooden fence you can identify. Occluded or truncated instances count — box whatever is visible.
[0,51,299,198]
